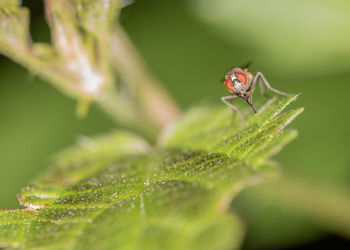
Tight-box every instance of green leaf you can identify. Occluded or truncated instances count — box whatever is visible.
[0,96,301,249]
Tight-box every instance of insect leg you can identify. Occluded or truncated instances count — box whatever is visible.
[253,72,291,96]
[221,95,246,127]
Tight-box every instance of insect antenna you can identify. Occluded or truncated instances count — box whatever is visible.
[240,61,252,71]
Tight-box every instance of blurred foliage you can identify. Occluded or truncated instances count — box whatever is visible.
[188,0,350,76]
[0,0,349,249]
[0,0,119,99]
[0,96,300,249]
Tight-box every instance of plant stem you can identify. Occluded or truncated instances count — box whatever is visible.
[0,2,181,142]
[110,25,181,129]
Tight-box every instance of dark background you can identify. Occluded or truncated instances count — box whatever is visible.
[0,0,349,249]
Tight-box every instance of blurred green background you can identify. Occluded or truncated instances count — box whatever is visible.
[1,0,349,249]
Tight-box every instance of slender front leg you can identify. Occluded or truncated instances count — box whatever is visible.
[252,72,291,96]
[221,95,245,127]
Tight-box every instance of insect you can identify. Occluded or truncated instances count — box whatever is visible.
[222,64,291,126]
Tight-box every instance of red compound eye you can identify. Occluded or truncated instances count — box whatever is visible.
[236,72,247,85]
[225,78,235,92]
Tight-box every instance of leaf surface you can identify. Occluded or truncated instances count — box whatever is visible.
[0,96,302,249]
